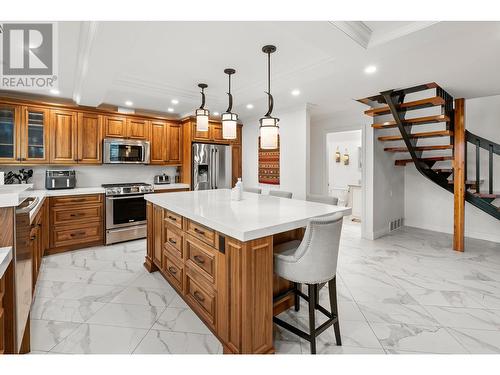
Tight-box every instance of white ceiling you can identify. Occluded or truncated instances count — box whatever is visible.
[9,21,500,122]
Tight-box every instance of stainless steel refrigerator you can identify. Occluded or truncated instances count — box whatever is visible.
[192,143,232,190]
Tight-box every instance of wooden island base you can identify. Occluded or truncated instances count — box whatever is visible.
[145,202,300,354]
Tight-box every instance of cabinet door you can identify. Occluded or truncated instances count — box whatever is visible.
[49,109,78,164]
[231,125,242,145]
[104,116,127,138]
[167,122,182,164]
[150,121,167,164]
[231,144,242,187]
[191,122,211,141]
[127,118,150,140]
[0,104,21,163]
[77,112,102,164]
[21,106,50,163]
[211,123,224,143]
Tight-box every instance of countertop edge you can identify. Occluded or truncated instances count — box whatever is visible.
[0,246,13,279]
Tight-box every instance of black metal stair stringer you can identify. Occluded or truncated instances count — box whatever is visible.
[380,90,454,194]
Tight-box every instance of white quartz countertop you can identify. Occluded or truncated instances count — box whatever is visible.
[30,187,106,196]
[145,189,352,242]
[0,247,13,279]
[0,184,34,208]
[153,183,190,190]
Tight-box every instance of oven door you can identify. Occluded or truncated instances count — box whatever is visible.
[106,194,147,230]
[103,139,150,164]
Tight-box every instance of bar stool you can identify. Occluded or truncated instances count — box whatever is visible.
[269,190,293,199]
[273,213,343,354]
[306,194,339,205]
[244,187,262,194]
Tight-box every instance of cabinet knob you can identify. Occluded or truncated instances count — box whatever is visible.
[193,255,205,264]
[193,291,205,302]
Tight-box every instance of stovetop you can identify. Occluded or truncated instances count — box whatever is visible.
[101,182,151,188]
[102,182,154,196]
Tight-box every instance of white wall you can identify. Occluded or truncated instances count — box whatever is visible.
[0,165,177,189]
[404,94,500,243]
[327,130,362,193]
[242,106,310,200]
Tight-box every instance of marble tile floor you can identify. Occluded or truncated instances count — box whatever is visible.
[30,220,500,354]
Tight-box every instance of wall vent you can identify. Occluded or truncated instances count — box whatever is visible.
[390,218,403,231]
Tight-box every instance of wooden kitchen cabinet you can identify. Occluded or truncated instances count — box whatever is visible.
[49,109,78,164]
[231,144,242,187]
[167,122,182,164]
[47,194,104,255]
[0,104,21,163]
[211,123,224,143]
[127,118,150,140]
[77,112,103,164]
[150,120,168,164]
[103,115,127,138]
[191,122,212,142]
[153,204,163,268]
[21,106,50,164]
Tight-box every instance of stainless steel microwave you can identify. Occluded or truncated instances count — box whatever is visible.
[103,138,150,164]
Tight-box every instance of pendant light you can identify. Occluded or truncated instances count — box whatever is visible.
[222,68,238,139]
[259,45,279,150]
[195,83,209,132]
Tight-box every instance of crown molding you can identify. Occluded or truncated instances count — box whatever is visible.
[330,21,372,49]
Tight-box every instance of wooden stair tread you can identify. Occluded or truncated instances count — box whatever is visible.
[433,168,453,174]
[472,192,500,199]
[365,96,446,117]
[372,115,450,129]
[384,145,453,152]
[357,82,439,106]
[395,156,453,166]
[448,180,484,185]
[378,130,453,141]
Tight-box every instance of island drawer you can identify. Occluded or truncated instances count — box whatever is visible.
[162,251,184,292]
[163,224,183,259]
[51,204,102,225]
[185,234,217,285]
[185,273,216,329]
[51,194,103,207]
[164,210,183,230]
[186,220,215,247]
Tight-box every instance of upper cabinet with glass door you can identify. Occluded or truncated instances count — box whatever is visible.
[0,104,20,163]
[21,106,49,163]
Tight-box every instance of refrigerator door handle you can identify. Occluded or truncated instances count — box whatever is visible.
[214,148,218,189]
[211,148,215,189]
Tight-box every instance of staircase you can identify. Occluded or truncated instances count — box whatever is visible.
[358,82,500,251]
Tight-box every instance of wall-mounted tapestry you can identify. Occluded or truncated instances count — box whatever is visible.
[258,136,280,185]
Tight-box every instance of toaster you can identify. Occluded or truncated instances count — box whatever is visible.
[154,174,170,185]
[45,170,76,190]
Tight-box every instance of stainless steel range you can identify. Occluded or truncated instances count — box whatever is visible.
[103,182,154,244]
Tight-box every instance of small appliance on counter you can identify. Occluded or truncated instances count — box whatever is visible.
[45,170,76,190]
[154,174,170,185]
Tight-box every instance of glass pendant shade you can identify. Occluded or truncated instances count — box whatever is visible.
[222,112,238,139]
[259,117,279,149]
[196,108,209,132]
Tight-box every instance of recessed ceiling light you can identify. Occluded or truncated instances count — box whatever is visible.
[125,100,133,106]
[171,99,179,105]
[364,65,377,74]
[213,112,220,116]
[246,104,254,109]
[49,88,60,95]
[291,89,300,96]
[167,108,174,113]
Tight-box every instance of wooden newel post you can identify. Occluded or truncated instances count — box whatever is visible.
[453,98,466,252]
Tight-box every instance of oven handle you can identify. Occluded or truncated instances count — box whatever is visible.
[106,195,145,200]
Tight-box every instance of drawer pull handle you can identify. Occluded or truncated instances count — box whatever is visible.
[193,291,205,302]
[168,216,177,221]
[70,231,86,237]
[168,266,177,275]
[70,213,84,218]
[194,227,205,235]
[193,255,205,264]
[168,238,177,245]
[30,236,36,240]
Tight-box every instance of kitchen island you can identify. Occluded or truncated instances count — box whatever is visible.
[144,189,351,354]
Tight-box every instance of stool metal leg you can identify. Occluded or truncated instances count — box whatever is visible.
[308,284,317,354]
[294,283,301,311]
[328,277,342,346]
